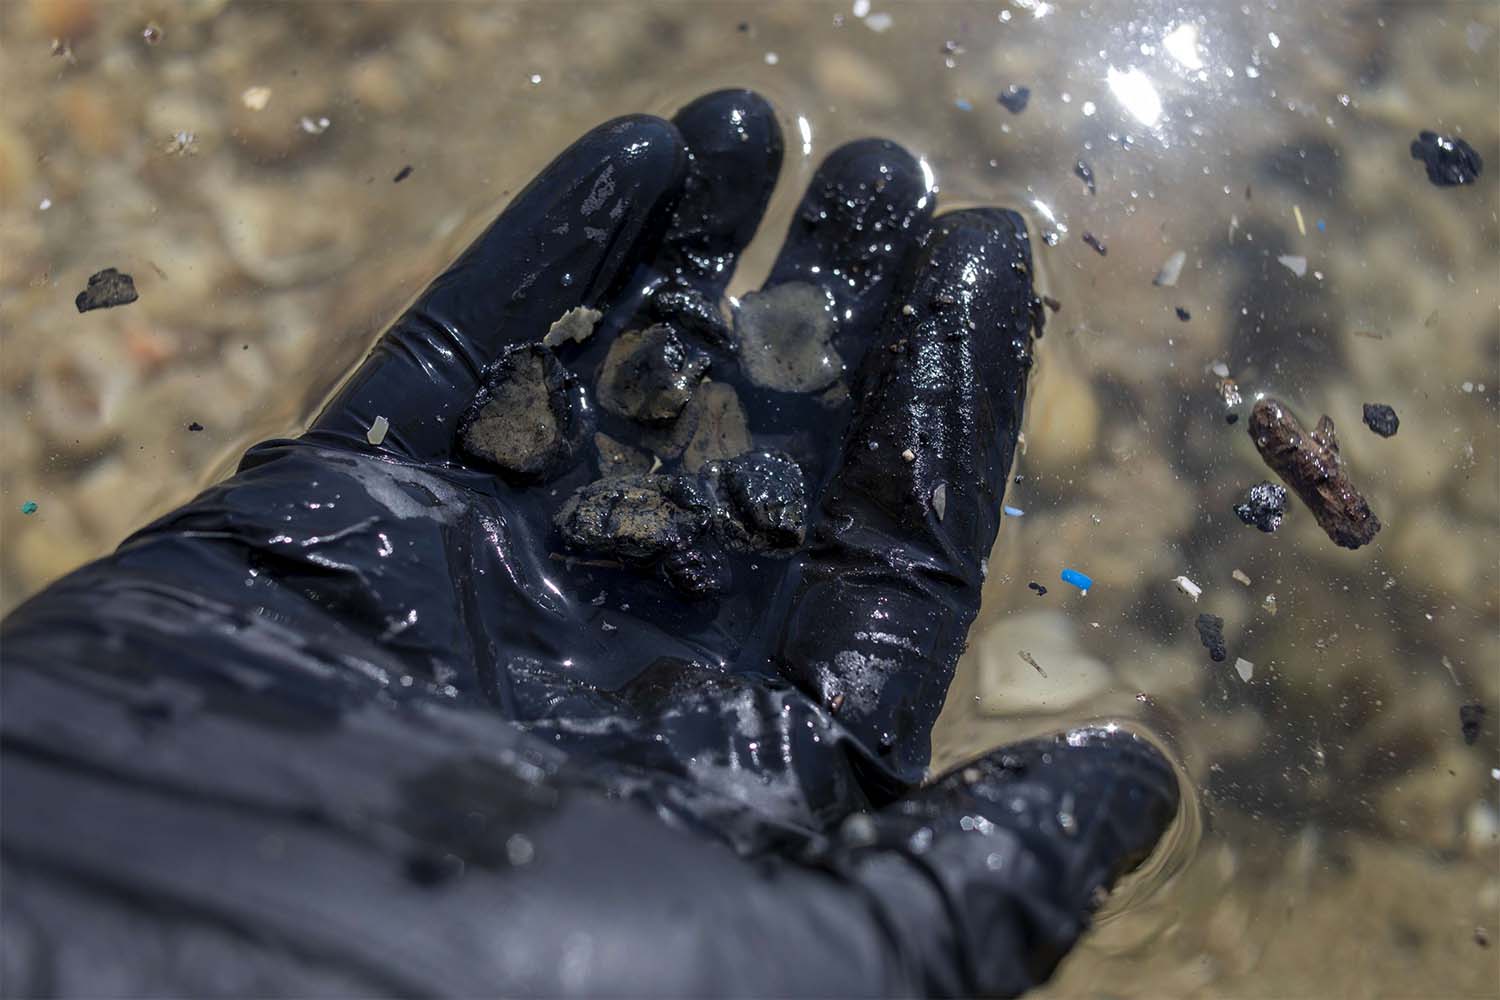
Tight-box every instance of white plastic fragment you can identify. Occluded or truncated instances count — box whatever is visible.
[901,448,916,463]
[1153,249,1186,287]
[366,415,389,446]
[299,115,331,135]
[1232,568,1252,586]
[1209,360,1230,378]
[241,86,272,111]
[931,483,947,521]
[542,306,603,348]
[1234,657,1254,682]
[1172,575,1202,602]
[1277,254,1308,277]
[865,12,893,31]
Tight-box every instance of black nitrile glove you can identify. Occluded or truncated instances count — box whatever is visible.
[1,91,1178,998]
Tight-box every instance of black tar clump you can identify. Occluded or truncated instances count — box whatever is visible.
[1234,481,1288,533]
[1410,131,1483,187]
[1362,403,1399,438]
[1195,614,1227,663]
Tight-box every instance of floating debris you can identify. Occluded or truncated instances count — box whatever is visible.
[1460,702,1485,746]
[1195,613,1227,662]
[366,415,389,446]
[1261,593,1278,615]
[1060,567,1092,593]
[1292,203,1306,236]
[1234,481,1289,533]
[1082,232,1108,256]
[1248,398,1380,549]
[75,268,138,313]
[1277,254,1308,277]
[142,22,163,44]
[997,85,1030,113]
[1003,504,1025,517]
[541,306,603,348]
[1234,657,1254,682]
[1018,649,1047,677]
[393,165,413,183]
[1175,306,1191,322]
[1154,250,1186,287]
[1074,158,1096,195]
[1410,131,1483,187]
[1231,568,1252,587]
[1173,575,1203,602]
[1218,376,1243,414]
[299,115,332,135]
[163,130,198,156]
[1028,581,1048,596]
[20,501,38,515]
[1362,402,1399,438]
[241,86,272,111]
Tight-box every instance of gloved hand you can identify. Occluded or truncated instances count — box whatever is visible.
[0,90,1178,998]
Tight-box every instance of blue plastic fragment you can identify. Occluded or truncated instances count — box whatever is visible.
[1060,567,1092,593]
[955,98,973,111]
[1316,219,1326,232]
[1003,505,1025,517]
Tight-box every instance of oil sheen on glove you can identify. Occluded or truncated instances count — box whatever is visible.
[1,90,1179,998]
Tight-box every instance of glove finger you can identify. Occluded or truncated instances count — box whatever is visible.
[730,139,933,416]
[825,727,1181,997]
[307,114,688,460]
[764,138,933,345]
[641,88,783,345]
[771,208,1038,784]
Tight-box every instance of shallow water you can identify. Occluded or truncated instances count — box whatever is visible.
[2,1,1497,994]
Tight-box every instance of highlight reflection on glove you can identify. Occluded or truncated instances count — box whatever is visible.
[1,90,1178,998]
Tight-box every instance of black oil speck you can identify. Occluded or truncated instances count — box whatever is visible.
[1362,402,1399,438]
[75,268,138,313]
[997,85,1030,114]
[1175,306,1191,322]
[1082,232,1107,256]
[393,164,413,183]
[1027,581,1048,596]
[1226,412,1239,425]
[1074,158,1096,196]
[1041,294,1061,313]
[1410,131,1483,187]
[1234,481,1288,533]
[404,850,465,888]
[1195,613,1227,662]
[187,421,204,432]
[1459,701,1485,746]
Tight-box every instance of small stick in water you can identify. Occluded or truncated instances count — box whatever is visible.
[1247,397,1380,549]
